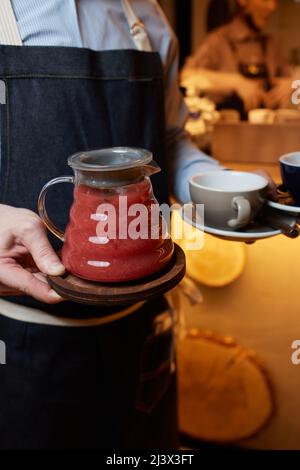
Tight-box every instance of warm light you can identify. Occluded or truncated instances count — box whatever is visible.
[171,209,247,287]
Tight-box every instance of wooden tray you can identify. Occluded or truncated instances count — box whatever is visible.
[47,244,186,306]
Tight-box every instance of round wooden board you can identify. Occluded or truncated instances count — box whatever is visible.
[47,244,186,306]
[178,332,274,443]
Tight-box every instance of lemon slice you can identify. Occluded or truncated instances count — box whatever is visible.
[171,210,246,287]
[185,233,246,287]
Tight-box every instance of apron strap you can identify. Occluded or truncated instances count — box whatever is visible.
[121,0,153,52]
[0,298,146,327]
[0,0,22,45]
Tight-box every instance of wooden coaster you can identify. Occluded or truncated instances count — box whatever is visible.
[47,244,186,306]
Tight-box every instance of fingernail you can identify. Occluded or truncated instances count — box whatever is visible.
[46,262,65,276]
[49,289,63,300]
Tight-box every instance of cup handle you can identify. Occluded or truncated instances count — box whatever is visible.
[228,196,251,229]
[38,176,74,242]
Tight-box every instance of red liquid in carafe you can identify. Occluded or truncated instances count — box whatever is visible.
[61,179,174,282]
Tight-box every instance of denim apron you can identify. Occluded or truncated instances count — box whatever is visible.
[0,0,178,449]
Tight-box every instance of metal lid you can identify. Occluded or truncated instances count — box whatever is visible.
[68,147,153,172]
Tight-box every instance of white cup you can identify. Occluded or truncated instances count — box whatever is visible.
[248,109,275,124]
[189,171,268,230]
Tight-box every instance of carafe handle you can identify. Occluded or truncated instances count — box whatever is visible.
[38,176,74,242]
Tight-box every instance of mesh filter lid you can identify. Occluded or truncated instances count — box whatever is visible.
[68,147,153,172]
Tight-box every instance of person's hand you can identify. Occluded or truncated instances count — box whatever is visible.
[253,169,278,201]
[263,78,292,109]
[234,76,265,112]
[0,204,65,303]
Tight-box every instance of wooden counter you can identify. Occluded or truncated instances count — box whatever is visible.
[212,122,300,163]
[221,161,281,182]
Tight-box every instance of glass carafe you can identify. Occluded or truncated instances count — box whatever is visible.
[38,147,174,282]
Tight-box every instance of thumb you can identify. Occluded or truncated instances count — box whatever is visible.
[20,219,65,276]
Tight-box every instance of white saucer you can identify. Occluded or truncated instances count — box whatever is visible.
[182,204,281,242]
[266,199,300,215]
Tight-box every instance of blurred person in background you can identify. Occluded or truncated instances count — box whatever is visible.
[183,0,292,119]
